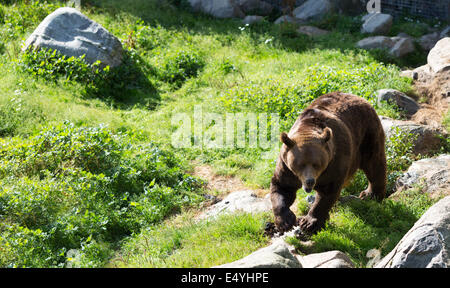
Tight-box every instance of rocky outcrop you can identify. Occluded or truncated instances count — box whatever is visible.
[376,89,420,116]
[361,13,393,35]
[396,154,450,196]
[214,239,302,268]
[375,196,450,268]
[23,7,123,68]
[198,190,272,220]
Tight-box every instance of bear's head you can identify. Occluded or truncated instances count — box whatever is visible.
[280,127,334,193]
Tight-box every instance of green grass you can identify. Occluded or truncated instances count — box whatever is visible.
[0,0,446,267]
[111,212,271,268]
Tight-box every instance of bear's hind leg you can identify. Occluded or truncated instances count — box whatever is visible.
[359,151,387,202]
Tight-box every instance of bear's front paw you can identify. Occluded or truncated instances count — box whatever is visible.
[274,209,297,233]
[298,215,323,234]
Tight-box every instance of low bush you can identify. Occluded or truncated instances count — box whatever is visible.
[0,122,203,267]
[19,47,156,105]
[157,48,204,87]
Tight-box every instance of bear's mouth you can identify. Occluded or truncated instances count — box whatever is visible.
[304,187,313,193]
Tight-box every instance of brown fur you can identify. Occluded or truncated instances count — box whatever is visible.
[270,92,387,234]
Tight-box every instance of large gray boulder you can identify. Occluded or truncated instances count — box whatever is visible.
[292,0,335,21]
[375,196,450,268]
[23,7,123,68]
[376,89,420,115]
[214,239,302,268]
[427,37,450,73]
[198,190,272,220]
[396,154,450,196]
[361,13,393,35]
[188,0,245,18]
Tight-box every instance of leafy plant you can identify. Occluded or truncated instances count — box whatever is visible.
[158,48,204,87]
[20,47,155,104]
[0,122,203,267]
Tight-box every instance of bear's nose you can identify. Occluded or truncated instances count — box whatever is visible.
[305,178,315,187]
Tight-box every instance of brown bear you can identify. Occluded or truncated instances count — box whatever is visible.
[270,92,386,234]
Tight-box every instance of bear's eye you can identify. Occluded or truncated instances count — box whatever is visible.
[313,164,320,169]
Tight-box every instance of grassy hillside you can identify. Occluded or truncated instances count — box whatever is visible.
[0,0,446,267]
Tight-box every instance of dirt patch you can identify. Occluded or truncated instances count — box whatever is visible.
[191,162,268,198]
[412,69,450,128]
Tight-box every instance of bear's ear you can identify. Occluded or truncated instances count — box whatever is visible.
[280,132,295,148]
[321,127,332,143]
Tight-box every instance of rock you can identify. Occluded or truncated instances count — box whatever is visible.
[237,0,273,15]
[376,89,420,115]
[418,32,441,51]
[395,154,450,196]
[298,250,355,268]
[297,25,330,37]
[427,37,450,73]
[214,239,302,268]
[380,116,446,155]
[356,36,394,50]
[243,15,264,25]
[198,190,272,220]
[389,37,416,58]
[292,0,335,21]
[357,36,415,58]
[375,196,450,268]
[188,0,245,19]
[274,15,302,25]
[23,7,123,68]
[361,13,393,35]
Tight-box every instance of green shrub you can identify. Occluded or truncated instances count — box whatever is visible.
[158,48,204,87]
[0,122,203,267]
[19,47,156,104]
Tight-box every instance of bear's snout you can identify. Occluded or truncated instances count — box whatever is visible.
[304,178,315,192]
